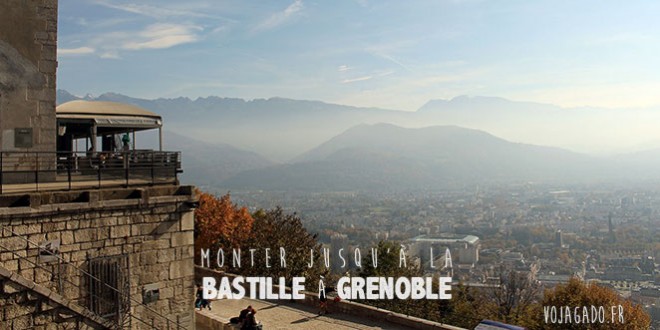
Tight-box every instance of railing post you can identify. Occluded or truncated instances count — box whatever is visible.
[67,153,72,191]
[97,157,102,189]
[174,152,178,184]
[125,152,129,187]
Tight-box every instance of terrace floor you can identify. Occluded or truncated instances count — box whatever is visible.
[0,177,174,194]
[196,297,415,330]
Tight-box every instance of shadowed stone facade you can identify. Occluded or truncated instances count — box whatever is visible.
[0,0,58,182]
[0,186,197,329]
[0,0,58,152]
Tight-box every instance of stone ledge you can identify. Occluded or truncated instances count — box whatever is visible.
[0,207,34,217]
[196,310,240,330]
[0,185,198,219]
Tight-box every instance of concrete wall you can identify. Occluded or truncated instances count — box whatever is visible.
[0,186,197,329]
[0,0,58,180]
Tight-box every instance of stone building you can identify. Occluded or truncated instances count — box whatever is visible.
[1,0,58,183]
[408,234,480,267]
[0,1,197,329]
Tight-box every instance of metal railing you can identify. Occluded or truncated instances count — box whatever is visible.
[0,150,181,194]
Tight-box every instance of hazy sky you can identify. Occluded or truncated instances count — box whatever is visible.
[58,0,660,111]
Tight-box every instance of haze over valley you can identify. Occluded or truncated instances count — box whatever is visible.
[59,90,660,192]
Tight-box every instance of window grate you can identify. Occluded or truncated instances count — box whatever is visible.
[88,254,131,328]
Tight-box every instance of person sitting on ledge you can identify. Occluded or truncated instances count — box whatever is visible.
[230,305,253,324]
[241,309,261,330]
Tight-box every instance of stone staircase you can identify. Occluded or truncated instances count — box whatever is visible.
[0,265,115,329]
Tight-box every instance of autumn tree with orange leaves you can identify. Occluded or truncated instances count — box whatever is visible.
[194,191,254,262]
[539,277,651,329]
[194,192,326,286]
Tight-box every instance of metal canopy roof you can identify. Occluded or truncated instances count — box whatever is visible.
[56,100,162,129]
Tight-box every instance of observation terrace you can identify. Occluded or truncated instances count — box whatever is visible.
[1,100,181,194]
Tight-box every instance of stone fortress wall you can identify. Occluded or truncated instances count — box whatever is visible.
[0,0,58,181]
[0,186,197,329]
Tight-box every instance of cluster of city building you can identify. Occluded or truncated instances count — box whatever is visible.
[237,184,660,324]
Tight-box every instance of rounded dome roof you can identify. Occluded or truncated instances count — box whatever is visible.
[57,100,161,119]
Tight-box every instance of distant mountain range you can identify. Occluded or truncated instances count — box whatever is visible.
[57,90,660,161]
[57,89,406,162]
[56,90,660,192]
[161,132,274,190]
[222,124,604,191]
